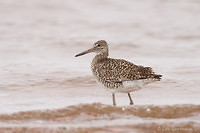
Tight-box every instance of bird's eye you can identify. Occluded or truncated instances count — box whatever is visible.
[97,44,100,47]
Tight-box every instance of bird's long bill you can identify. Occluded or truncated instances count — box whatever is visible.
[75,48,94,57]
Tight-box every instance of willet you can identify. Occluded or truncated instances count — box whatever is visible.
[75,40,162,106]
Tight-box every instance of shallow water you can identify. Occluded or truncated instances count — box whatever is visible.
[0,104,200,133]
[0,0,200,132]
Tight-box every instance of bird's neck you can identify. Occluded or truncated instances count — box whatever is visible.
[92,52,108,66]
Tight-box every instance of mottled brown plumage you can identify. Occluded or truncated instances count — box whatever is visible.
[75,40,162,105]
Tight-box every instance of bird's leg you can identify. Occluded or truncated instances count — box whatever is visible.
[128,93,134,105]
[112,93,116,106]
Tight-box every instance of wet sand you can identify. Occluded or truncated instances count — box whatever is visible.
[0,0,200,132]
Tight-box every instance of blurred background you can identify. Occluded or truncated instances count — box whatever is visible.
[0,0,200,132]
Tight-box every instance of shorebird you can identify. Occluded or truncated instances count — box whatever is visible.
[75,40,162,106]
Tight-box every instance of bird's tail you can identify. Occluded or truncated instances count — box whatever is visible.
[153,74,162,80]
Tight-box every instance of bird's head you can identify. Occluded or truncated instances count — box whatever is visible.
[75,40,108,57]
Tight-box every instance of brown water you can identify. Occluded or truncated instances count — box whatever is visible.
[0,0,200,133]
